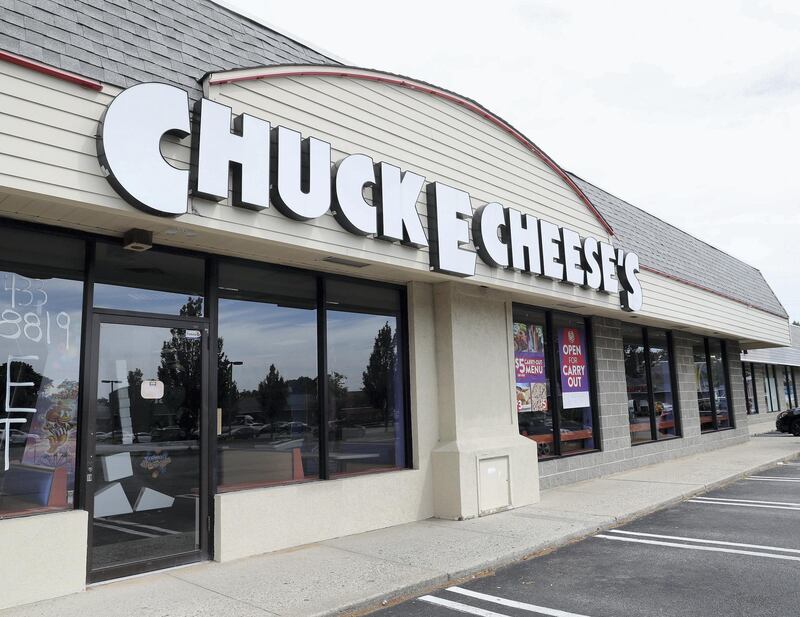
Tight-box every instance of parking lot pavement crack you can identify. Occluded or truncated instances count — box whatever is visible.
[314,543,447,578]
[165,572,281,615]
[509,511,610,523]
[600,478,705,486]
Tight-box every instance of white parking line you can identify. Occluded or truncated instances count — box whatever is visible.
[688,499,800,512]
[95,517,179,535]
[93,522,159,538]
[595,534,800,561]
[695,496,800,507]
[606,529,800,554]
[420,595,510,616]
[447,587,593,617]
[746,476,800,482]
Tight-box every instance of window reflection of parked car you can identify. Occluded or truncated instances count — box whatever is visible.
[313,419,366,439]
[517,412,552,437]
[229,424,258,440]
[776,408,800,436]
[152,426,183,441]
[0,429,29,445]
[279,421,311,435]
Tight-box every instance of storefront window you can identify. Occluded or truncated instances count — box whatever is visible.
[0,228,84,518]
[708,339,730,428]
[742,362,758,414]
[215,267,408,488]
[693,337,733,431]
[650,330,677,437]
[553,315,596,454]
[624,326,679,444]
[623,325,650,444]
[216,263,319,489]
[622,325,653,444]
[763,365,780,412]
[513,307,553,458]
[783,366,795,409]
[512,306,597,459]
[326,280,406,477]
[93,243,205,316]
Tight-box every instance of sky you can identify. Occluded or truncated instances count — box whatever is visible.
[228,0,800,322]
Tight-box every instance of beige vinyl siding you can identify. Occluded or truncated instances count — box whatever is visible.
[0,60,789,346]
[210,79,604,237]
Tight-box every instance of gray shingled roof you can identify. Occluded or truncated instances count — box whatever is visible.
[0,0,335,98]
[570,174,787,317]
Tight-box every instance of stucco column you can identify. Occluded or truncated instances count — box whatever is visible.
[430,282,539,520]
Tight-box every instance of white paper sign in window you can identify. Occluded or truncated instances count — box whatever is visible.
[141,380,164,400]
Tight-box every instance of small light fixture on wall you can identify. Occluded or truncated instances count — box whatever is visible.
[123,228,153,252]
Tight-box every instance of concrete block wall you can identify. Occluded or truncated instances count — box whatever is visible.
[538,319,750,489]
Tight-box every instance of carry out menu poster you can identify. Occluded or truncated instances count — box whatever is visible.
[558,326,590,409]
[513,323,548,412]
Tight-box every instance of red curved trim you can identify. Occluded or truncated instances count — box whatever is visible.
[640,264,787,319]
[0,50,103,91]
[209,68,614,235]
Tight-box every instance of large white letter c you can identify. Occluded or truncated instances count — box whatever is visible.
[98,83,190,216]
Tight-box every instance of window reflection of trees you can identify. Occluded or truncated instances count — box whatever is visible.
[215,282,405,485]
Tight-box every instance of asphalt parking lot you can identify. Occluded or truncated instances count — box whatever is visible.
[375,458,800,617]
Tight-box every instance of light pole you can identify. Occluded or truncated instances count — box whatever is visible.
[227,361,243,437]
[101,379,122,394]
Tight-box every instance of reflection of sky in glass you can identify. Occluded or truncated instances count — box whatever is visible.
[218,299,317,391]
[93,284,203,316]
[96,324,184,397]
[0,273,83,388]
[218,300,399,392]
[327,311,396,390]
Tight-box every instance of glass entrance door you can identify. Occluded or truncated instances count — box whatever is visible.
[86,317,207,581]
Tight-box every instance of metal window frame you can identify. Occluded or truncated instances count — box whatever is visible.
[768,365,779,412]
[763,364,774,412]
[665,331,683,438]
[741,361,751,414]
[698,337,734,432]
[742,361,759,415]
[317,276,330,480]
[513,304,601,460]
[210,264,413,486]
[702,337,718,432]
[626,327,681,445]
[623,326,654,445]
[782,365,795,409]
[751,363,760,414]
[720,340,735,429]
[81,311,211,583]
[641,327,658,442]
[0,216,413,583]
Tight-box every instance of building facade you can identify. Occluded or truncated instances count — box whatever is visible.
[741,324,800,418]
[0,1,793,610]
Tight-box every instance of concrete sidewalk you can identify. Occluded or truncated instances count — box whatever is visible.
[5,433,798,617]
[746,412,780,436]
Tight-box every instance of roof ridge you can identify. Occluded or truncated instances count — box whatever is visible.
[567,171,765,276]
[208,1,345,65]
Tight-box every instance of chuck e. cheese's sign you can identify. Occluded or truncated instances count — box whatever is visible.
[97,83,643,312]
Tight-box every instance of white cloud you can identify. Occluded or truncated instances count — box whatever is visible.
[228,0,800,321]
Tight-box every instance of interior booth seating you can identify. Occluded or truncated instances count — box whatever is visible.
[0,464,68,515]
